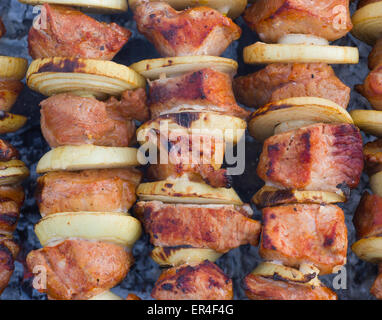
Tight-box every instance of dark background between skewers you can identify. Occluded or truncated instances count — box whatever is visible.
[0,0,376,300]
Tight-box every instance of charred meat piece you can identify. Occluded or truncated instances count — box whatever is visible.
[368,38,382,70]
[357,65,382,109]
[147,164,231,188]
[0,19,5,39]
[135,201,260,253]
[26,239,133,300]
[364,139,382,175]
[0,238,19,295]
[243,272,337,300]
[0,139,19,162]
[243,0,352,43]
[149,69,249,120]
[353,192,382,240]
[36,168,142,216]
[0,199,20,234]
[40,91,148,147]
[134,2,241,57]
[104,88,149,123]
[0,185,24,208]
[257,123,363,195]
[152,261,233,300]
[146,130,229,188]
[233,63,350,109]
[260,204,347,274]
[371,264,382,300]
[29,4,131,60]
[0,80,24,112]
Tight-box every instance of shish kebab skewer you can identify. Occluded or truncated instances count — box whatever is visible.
[129,1,262,300]
[0,19,28,134]
[234,0,364,300]
[0,140,29,296]
[19,0,146,300]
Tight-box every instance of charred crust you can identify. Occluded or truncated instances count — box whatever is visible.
[253,189,296,208]
[266,143,280,177]
[37,58,86,74]
[251,104,293,119]
[261,233,276,251]
[0,243,14,271]
[0,212,18,226]
[169,112,201,128]
[299,132,311,164]
[0,140,19,161]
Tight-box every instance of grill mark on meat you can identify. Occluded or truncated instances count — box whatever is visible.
[300,132,311,164]
[266,143,280,177]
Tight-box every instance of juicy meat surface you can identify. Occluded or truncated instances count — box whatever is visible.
[147,164,231,188]
[0,199,19,234]
[149,69,249,120]
[0,80,24,112]
[371,264,382,300]
[135,201,261,253]
[0,238,19,296]
[353,192,382,239]
[36,168,142,216]
[368,38,382,70]
[260,204,347,274]
[0,185,24,208]
[146,130,230,188]
[233,63,350,109]
[26,239,133,300]
[134,2,241,57]
[40,91,148,147]
[28,4,131,60]
[357,65,382,109]
[243,0,352,43]
[244,273,337,300]
[257,123,364,195]
[363,139,382,175]
[0,19,5,39]
[0,139,20,162]
[152,261,233,300]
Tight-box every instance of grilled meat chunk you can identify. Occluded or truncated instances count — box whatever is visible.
[371,264,382,300]
[36,168,142,216]
[0,238,19,295]
[243,0,352,43]
[0,139,20,162]
[28,4,131,60]
[260,204,347,274]
[357,65,382,109]
[134,2,241,57]
[0,80,24,112]
[244,272,337,300]
[353,192,382,240]
[135,201,260,253]
[0,185,24,208]
[147,164,231,188]
[152,261,233,300]
[233,63,350,109]
[364,139,382,175]
[27,239,133,300]
[368,38,382,70]
[257,123,363,195]
[40,91,148,147]
[0,199,19,234]
[149,69,249,120]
